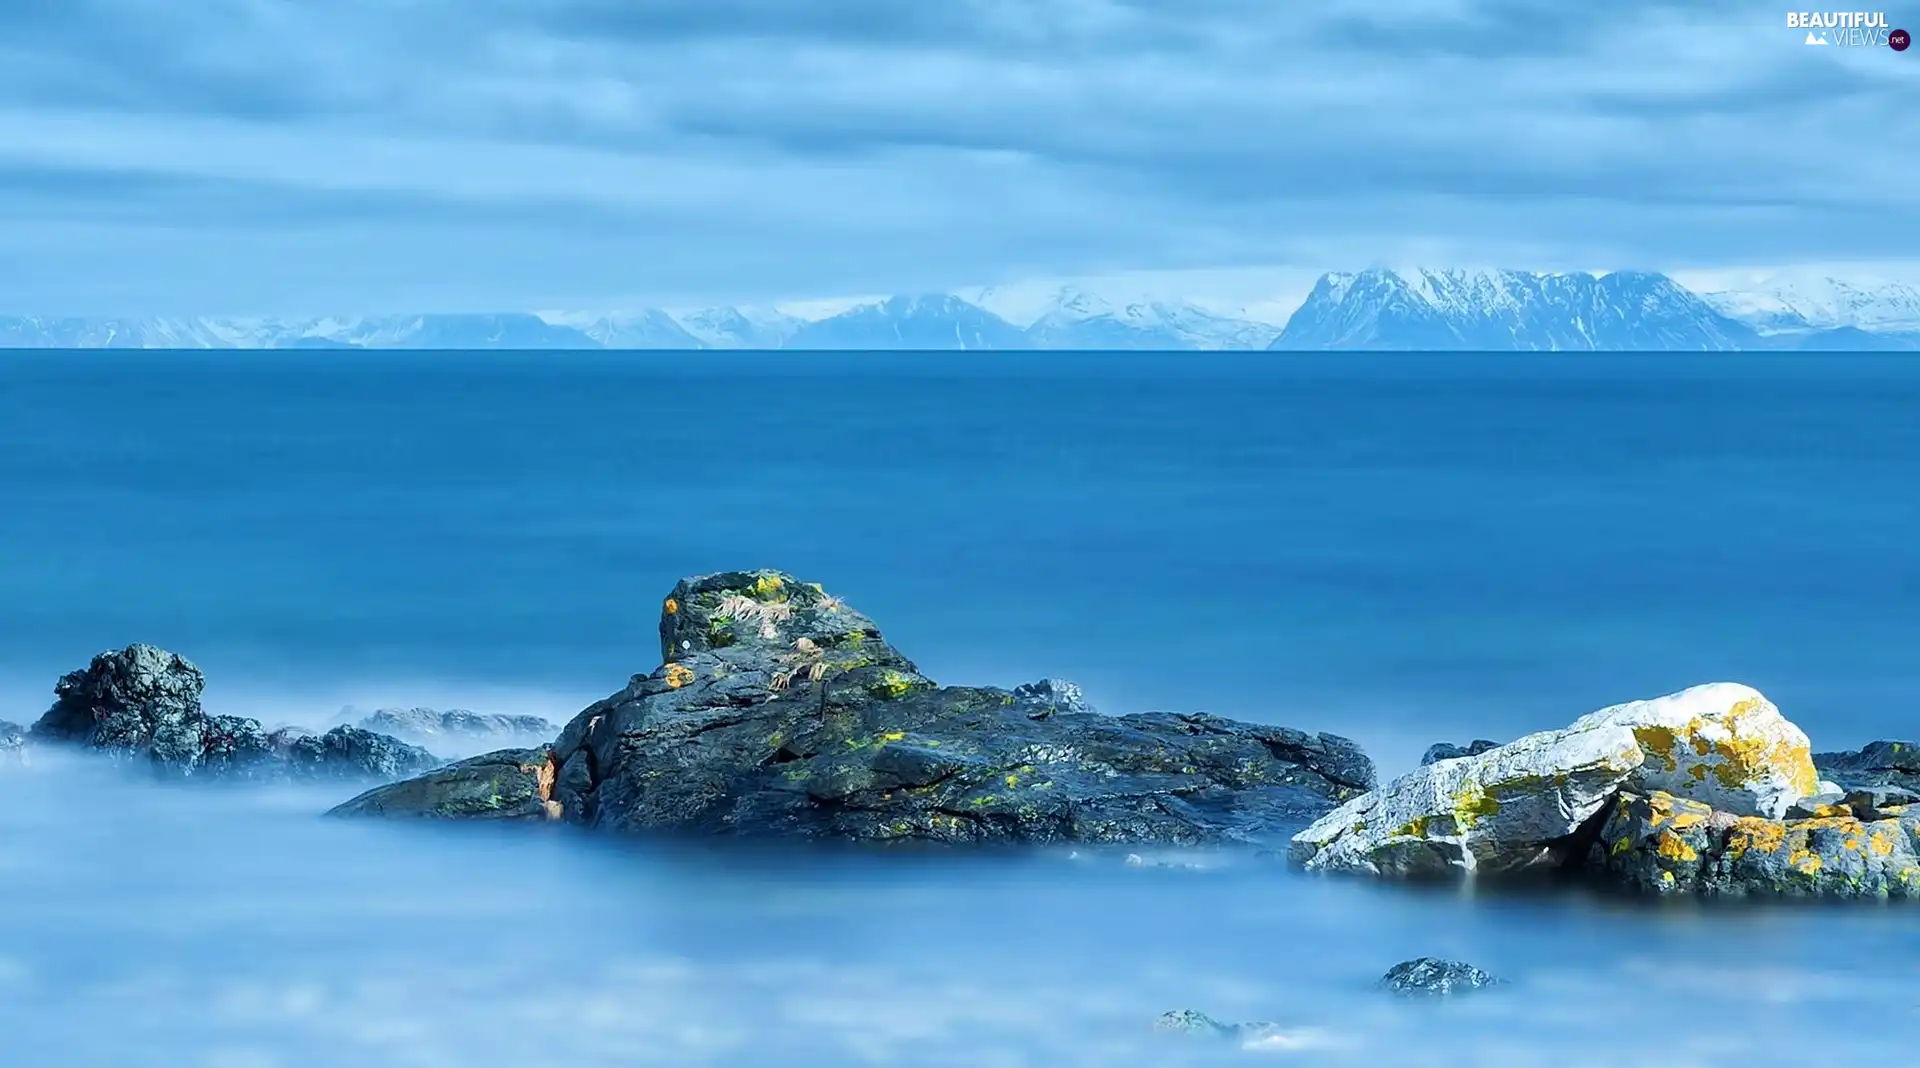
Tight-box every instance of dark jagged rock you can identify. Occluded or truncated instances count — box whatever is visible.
[285,726,440,782]
[1420,739,1502,766]
[1381,958,1500,996]
[1596,790,1920,898]
[1010,678,1093,720]
[337,570,1376,844]
[1815,741,1920,793]
[354,707,556,747]
[29,645,440,783]
[329,747,560,820]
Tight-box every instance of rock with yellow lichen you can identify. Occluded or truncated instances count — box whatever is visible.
[1596,789,1920,898]
[1566,682,1817,819]
[329,746,563,821]
[1288,723,1645,878]
[334,569,1376,845]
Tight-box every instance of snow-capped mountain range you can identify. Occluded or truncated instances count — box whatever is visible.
[4,269,1918,351]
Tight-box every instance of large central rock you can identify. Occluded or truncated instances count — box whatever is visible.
[333,570,1376,844]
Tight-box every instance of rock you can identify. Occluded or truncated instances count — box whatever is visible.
[1815,741,1920,793]
[1011,678,1093,720]
[1843,787,1920,821]
[340,570,1375,845]
[1785,790,1850,820]
[329,747,561,820]
[28,645,439,783]
[1152,1010,1286,1045]
[1420,739,1502,766]
[1567,682,1816,819]
[1288,722,1645,878]
[1596,790,1920,898]
[354,707,557,747]
[0,720,25,765]
[284,726,441,782]
[1381,958,1500,996]
[30,644,210,770]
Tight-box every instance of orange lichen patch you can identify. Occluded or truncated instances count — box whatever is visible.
[1809,803,1852,818]
[1869,827,1899,856]
[1654,830,1699,863]
[1789,848,1824,874]
[1725,817,1787,859]
[663,597,679,615]
[664,663,696,689]
[1634,726,1682,771]
[1688,764,1709,781]
[519,753,564,821]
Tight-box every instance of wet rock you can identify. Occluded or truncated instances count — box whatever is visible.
[1815,741,1920,793]
[342,570,1375,845]
[354,707,556,747]
[1,720,25,765]
[1011,678,1093,720]
[1421,739,1502,766]
[330,747,561,820]
[1596,790,1920,898]
[28,646,438,783]
[1567,683,1816,819]
[285,726,441,782]
[1289,721,1644,878]
[1381,958,1499,996]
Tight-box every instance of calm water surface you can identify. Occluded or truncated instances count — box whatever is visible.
[3,350,1919,1066]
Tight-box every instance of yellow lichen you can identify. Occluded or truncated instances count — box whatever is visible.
[869,671,915,700]
[1870,828,1898,856]
[1005,773,1020,788]
[663,663,695,689]
[1397,816,1431,838]
[1688,764,1708,782]
[1634,726,1682,771]
[1452,781,1501,829]
[879,731,905,741]
[1725,817,1786,859]
[663,597,679,615]
[1789,849,1824,875]
[751,574,784,598]
[1654,830,1698,862]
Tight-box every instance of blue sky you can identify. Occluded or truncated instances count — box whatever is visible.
[1,0,1916,314]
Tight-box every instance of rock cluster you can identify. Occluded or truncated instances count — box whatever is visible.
[1380,957,1500,996]
[333,570,1376,844]
[352,707,556,748]
[1,720,24,765]
[28,645,440,782]
[1291,683,1920,899]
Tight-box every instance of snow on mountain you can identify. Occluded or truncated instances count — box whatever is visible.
[1269,268,1754,351]
[1017,287,1280,350]
[540,310,702,349]
[1691,273,1920,335]
[294,314,596,349]
[672,306,803,349]
[784,295,1028,350]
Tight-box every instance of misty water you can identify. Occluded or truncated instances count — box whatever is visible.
[5,350,1920,1066]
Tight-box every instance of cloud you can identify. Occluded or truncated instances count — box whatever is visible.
[0,0,1914,312]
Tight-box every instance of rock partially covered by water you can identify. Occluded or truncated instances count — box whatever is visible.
[329,747,560,820]
[337,570,1375,844]
[1152,1009,1286,1046]
[1815,741,1920,794]
[28,645,439,783]
[1420,739,1501,766]
[1,720,25,765]
[354,707,556,748]
[1381,958,1500,996]
[1289,722,1644,878]
[1596,790,1920,898]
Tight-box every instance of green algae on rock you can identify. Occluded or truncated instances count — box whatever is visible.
[331,569,1376,845]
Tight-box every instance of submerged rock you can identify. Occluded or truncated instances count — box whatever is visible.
[329,747,560,820]
[1420,739,1502,766]
[354,707,556,747]
[336,570,1375,845]
[28,645,440,783]
[1381,958,1499,996]
[1597,790,1920,898]
[1,720,24,765]
[1289,722,1644,878]
[1815,741,1920,793]
[1152,1009,1287,1046]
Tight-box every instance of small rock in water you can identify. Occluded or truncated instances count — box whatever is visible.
[1,720,26,765]
[1153,1009,1286,1045]
[1381,957,1499,997]
[1420,739,1502,766]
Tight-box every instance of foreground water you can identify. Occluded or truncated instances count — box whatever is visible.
[5,350,1920,1066]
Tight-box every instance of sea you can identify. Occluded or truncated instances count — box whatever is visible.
[2,349,1919,1067]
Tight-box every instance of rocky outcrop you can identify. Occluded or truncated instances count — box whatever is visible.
[1568,683,1816,819]
[28,645,440,783]
[1596,790,1920,898]
[329,747,560,820]
[0,720,24,765]
[1815,741,1920,793]
[1421,739,1501,766]
[1289,723,1644,878]
[333,570,1375,844]
[353,707,556,748]
[1152,1009,1288,1047]
[1381,958,1499,996]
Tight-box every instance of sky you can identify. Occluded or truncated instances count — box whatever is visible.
[0,0,1917,316]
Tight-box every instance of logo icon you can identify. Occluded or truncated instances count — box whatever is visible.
[1805,29,1830,43]
[1892,27,1911,49]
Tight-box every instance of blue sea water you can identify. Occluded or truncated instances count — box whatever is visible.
[4,349,1920,1067]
